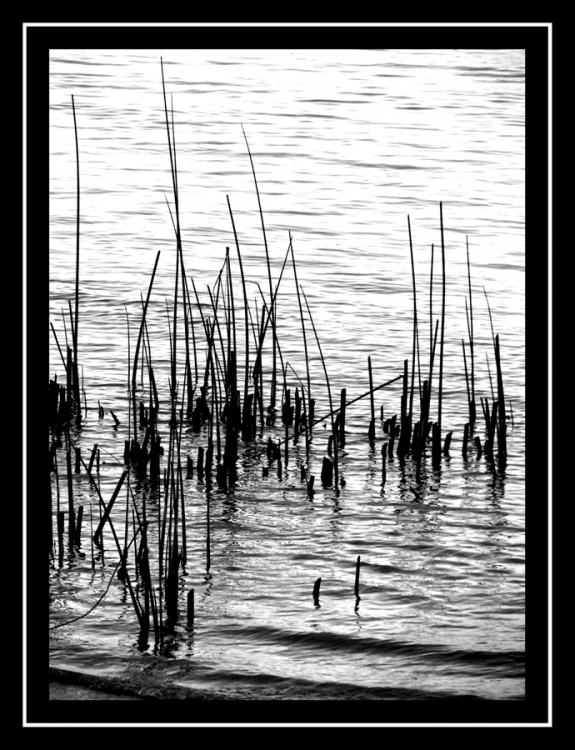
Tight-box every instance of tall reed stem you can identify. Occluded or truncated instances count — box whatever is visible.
[301,287,338,488]
[71,96,81,411]
[437,202,446,437]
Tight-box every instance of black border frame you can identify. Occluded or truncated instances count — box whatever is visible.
[26,23,549,727]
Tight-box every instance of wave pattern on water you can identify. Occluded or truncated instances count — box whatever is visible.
[48,48,526,702]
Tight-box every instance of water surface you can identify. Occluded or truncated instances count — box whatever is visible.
[48,48,526,705]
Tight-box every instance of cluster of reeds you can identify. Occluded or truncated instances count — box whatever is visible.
[49,62,513,647]
[371,205,511,489]
[49,96,83,432]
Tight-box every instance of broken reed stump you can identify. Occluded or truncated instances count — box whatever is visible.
[368,419,376,445]
[74,505,84,546]
[66,444,75,538]
[197,446,204,480]
[87,444,98,475]
[313,577,321,606]
[381,444,387,486]
[307,475,315,498]
[187,589,194,626]
[443,431,453,455]
[57,510,65,539]
[368,356,376,444]
[294,388,301,443]
[475,436,483,459]
[339,389,346,447]
[397,360,411,458]
[431,423,441,469]
[462,423,469,458]
[354,555,361,599]
[321,456,333,486]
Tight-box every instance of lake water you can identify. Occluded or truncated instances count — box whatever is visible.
[47,48,526,713]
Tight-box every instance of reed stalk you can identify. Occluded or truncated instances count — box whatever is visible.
[354,555,361,599]
[290,235,312,444]
[437,202,446,438]
[65,440,75,539]
[430,243,434,366]
[313,577,321,606]
[368,356,375,443]
[407,216,418,419]
[71,96,81,413]
[301,286,338,488]
[93,471,127,544]
[465,237,476,424]
[462,340,471,420]
[131,252,160,444]
[494,334,507,467]
[226,196,251,434]
[242,126,278,410]
[50,323,67,372]
[305,375,403,431]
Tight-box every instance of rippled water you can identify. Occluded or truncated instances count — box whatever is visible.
[48,49,525,704]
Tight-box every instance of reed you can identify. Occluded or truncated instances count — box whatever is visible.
[131,252,161,444]
[462,423,470,458]
[226,196,250,434]
[397,360,411,458]
[291,236,313,445]
[407,216,419,418]
[71,96,81,415]
[187,589,195,626]
[301,287,339,488]
[368,356,376,444]
[354,556,361,599]
[242,126,278,411]
[307,375,403,432]
[92,470,127,542]
[65,440,75,540]
[437,202,447,439]
[465,237,476,425]
[494,334,508,468]
[313,577,321,606]
[381,444,387,486]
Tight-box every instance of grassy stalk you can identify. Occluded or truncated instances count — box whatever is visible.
[131,252,161,444]
[307,375,403,429]
[291,234,312,443]
[301,286,339,488]
[50,323,68,372]
[226,195,250,426]
[466,237,476,422]
[71,95,81,411]
[242,126,277,408]
[407,216,418,418]
[437,203,446,438]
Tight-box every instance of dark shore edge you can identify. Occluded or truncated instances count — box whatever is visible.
[49,666,238,701]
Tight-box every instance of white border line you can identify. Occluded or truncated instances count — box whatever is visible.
[29,21,551,729]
